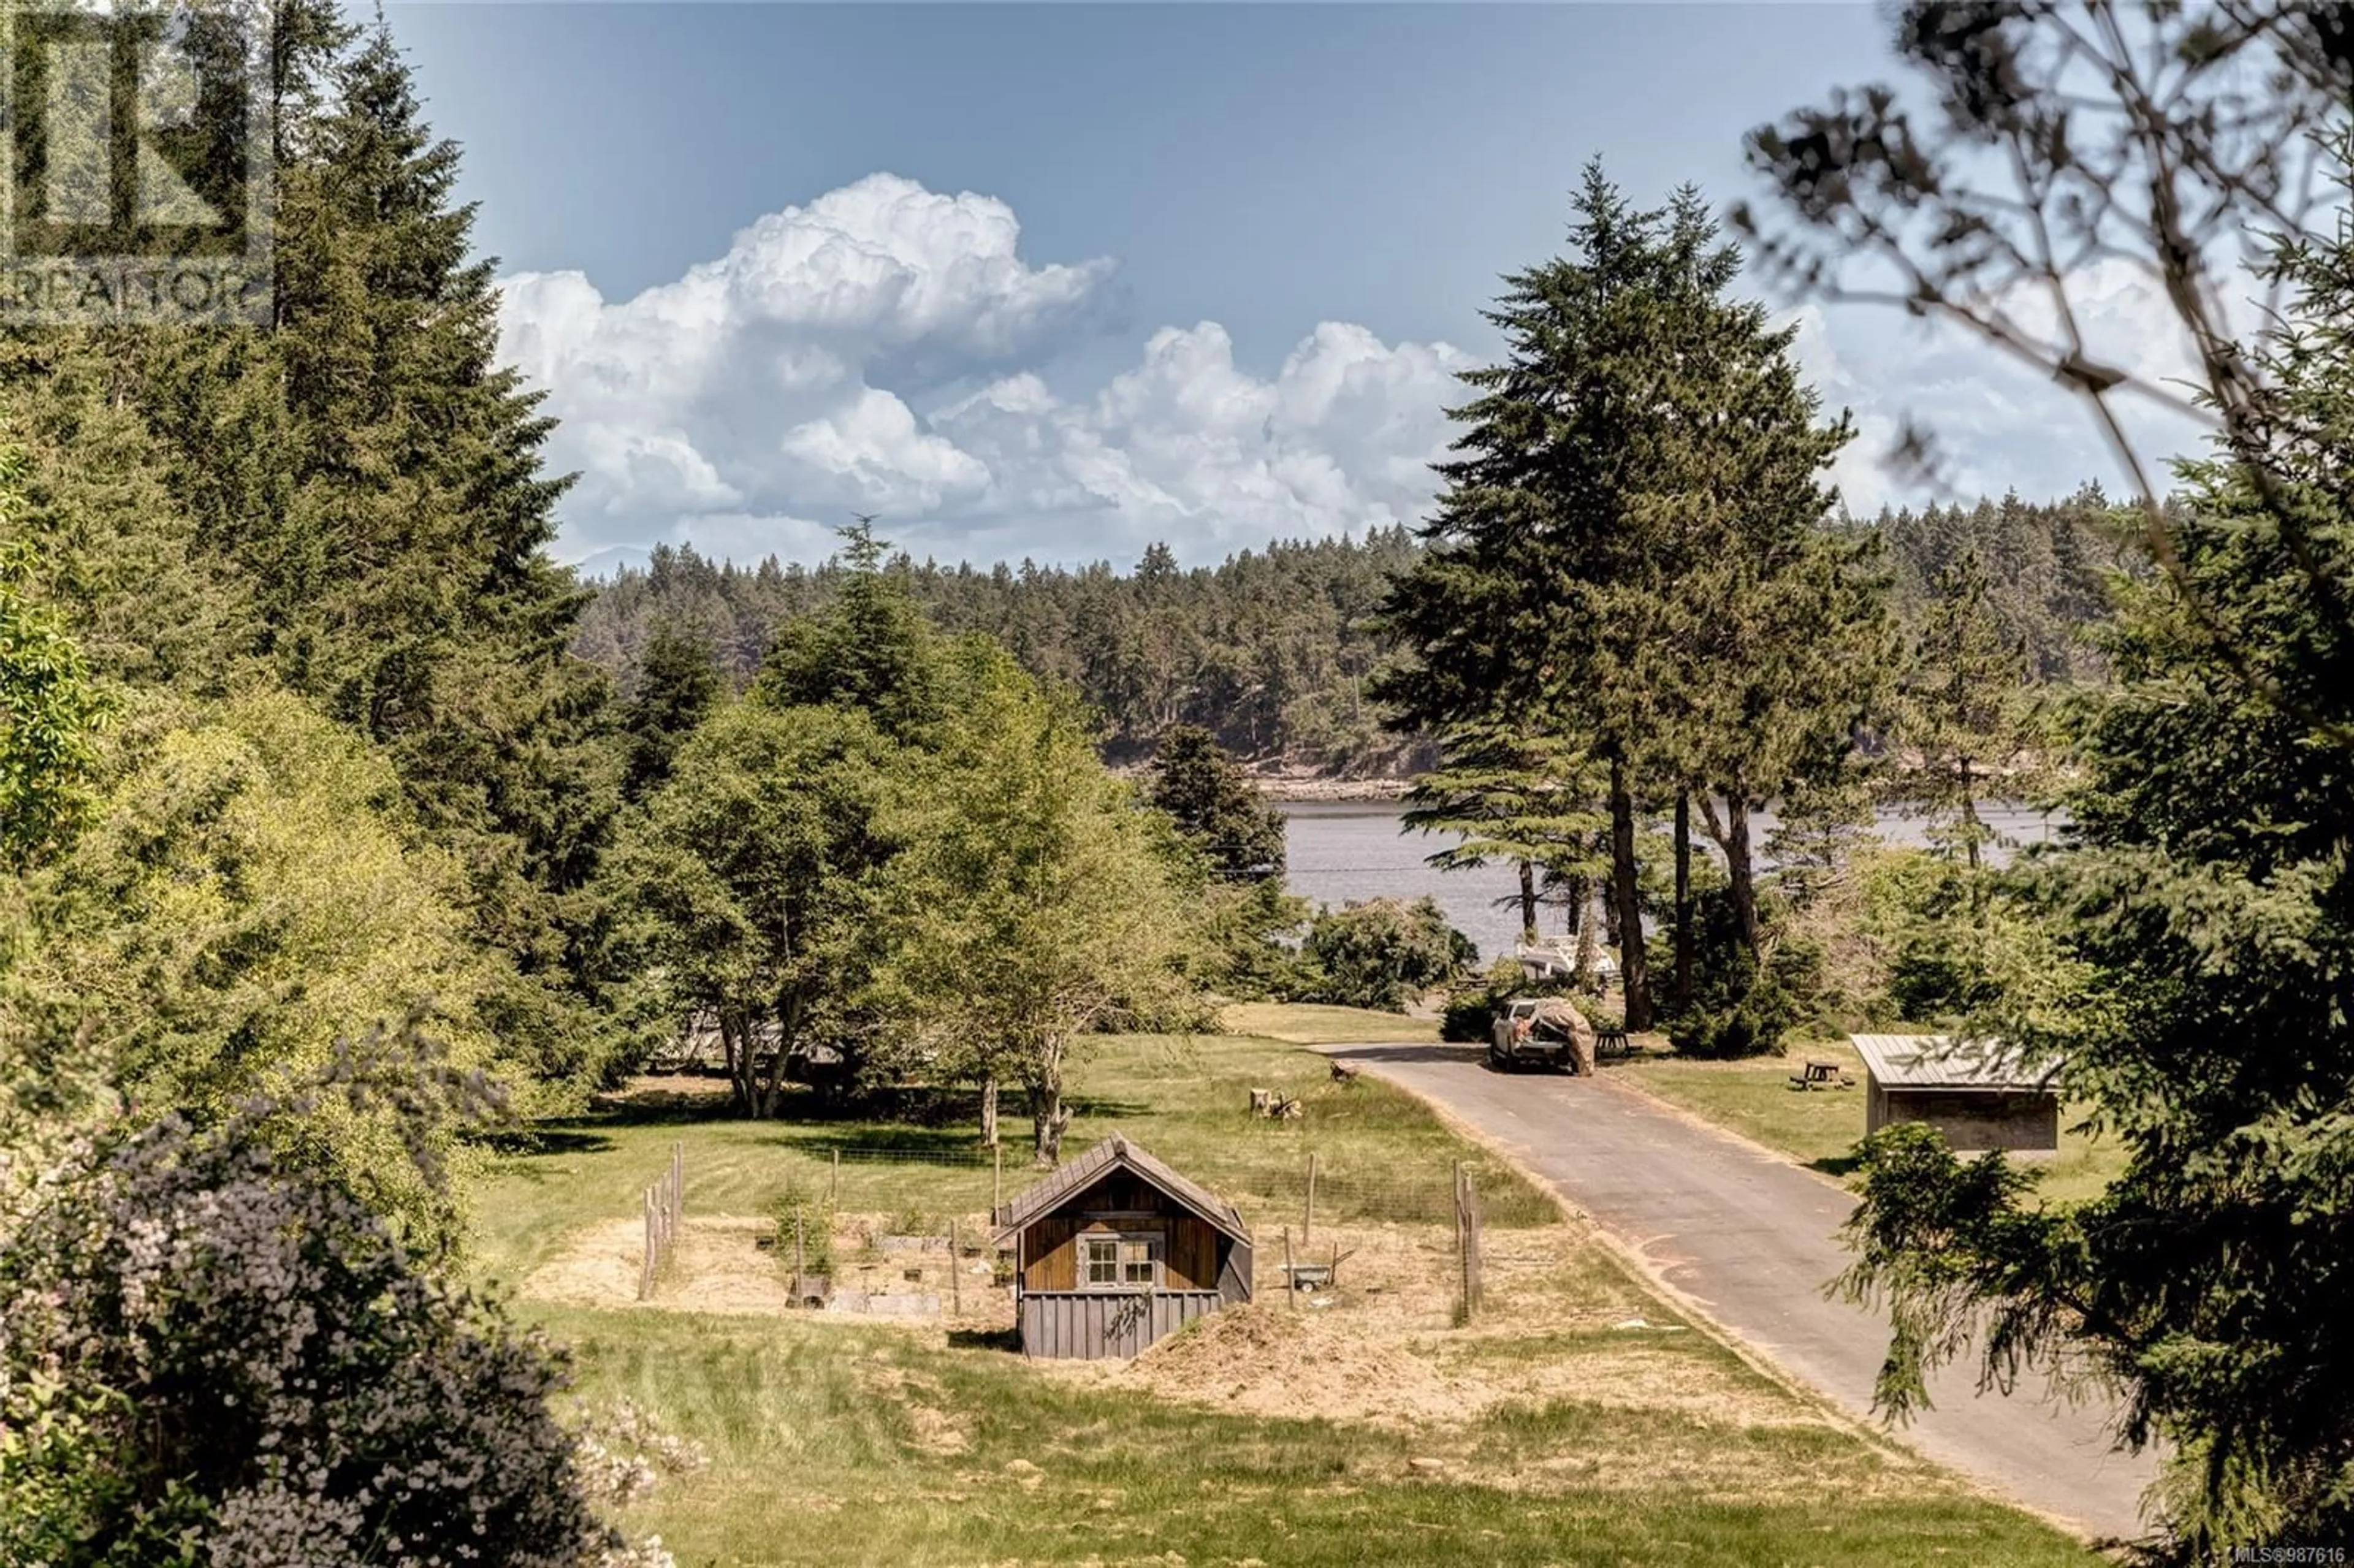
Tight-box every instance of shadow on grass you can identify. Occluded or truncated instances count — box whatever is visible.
[769,1125,989,1162]
[946,1326,1020,1353]
[476,1124,618,1157]
[1807,1153,1864,1180]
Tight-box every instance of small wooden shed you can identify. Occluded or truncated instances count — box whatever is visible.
[1849,1033,2062,1152]
[991,1135,1253,1360]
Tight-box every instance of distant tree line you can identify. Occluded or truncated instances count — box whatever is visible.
[573,490,2143,772]
[574,532,1422,771]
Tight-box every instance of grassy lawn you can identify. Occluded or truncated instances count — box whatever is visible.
[471,1018,2104,1566]
[473,1025,1542,1292]
[1219,1000,1439,1046]
[541,1306,2099,1568]
[1611,1037,2128,1206]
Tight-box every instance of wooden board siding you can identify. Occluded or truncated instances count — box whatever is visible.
[1168,1217,1217,1293]
[1019,1194,1227,1293]
[1870,1077,2059,1151]
[1021,1216,1079,1291]
[1217,1240,1252,1304]
[1019,1291,1223,1360]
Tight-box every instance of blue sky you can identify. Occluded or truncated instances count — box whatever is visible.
[388,3,2203,571]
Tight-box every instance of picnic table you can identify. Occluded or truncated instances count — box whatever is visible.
[1594,1027,1633,1060]
[1787,1059,1853,1090]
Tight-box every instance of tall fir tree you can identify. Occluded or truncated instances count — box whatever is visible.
[1838,161,2354,1558]
[1899,546,2037,869]
[130,17,625,1088]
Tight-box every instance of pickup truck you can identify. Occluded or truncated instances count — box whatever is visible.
[1488,997,1579,1072]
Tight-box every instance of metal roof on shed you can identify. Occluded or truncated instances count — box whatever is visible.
[991,1135,1252,1245]
[1848,1034,2062,1092]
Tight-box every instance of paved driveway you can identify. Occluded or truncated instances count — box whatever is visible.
[1326,1041,2157,1542]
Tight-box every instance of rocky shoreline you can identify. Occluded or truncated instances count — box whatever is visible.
[1249,774,1415,803]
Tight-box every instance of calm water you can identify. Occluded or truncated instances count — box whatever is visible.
[1281,800,2062,965]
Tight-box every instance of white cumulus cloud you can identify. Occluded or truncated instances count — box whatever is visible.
[497,173,1470,568]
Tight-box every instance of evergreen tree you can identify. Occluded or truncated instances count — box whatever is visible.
[1837,173,2354,1558]
[131,20,623,1089]
[1401,722,1602,950]
[753,522,948,744]
[1146,724,1286,881]
[1380,163,1870,1027]
[1899,547,2036,869]
[619,623,722,802]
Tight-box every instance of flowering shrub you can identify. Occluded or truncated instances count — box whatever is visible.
[0,1039,674,1567]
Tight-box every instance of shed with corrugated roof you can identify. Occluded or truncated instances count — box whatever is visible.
[1848,1033,2062,1152]
[992,1135,1253,1359]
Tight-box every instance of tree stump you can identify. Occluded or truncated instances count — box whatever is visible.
[1249,1088,1273,1117]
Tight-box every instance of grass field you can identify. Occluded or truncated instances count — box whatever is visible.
[1611,1036,2128,1206]
[472,1011,2104,1567]
[1218,1000,1439,1046]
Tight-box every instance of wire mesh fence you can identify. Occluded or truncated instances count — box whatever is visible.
[745,1140,1554,1231]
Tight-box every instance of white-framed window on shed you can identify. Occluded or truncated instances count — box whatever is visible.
[1080,1233,1162,1288]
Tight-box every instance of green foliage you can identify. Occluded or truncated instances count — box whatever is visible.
[1184,874,1311,1002]
[622,698,902,1117]
[1865,485,2140,686]
[1376,161,1887,1032]
[1403,723,1604,947]
[1897,547,2045,867]
[1659,888,1816,1059]
[1439,988,1501,1044]
[1836,176,2354,1557]
[1147,723,1286,880]
[752,523,950,744]
[0,494,108,871]
[9,691,517,1244]
[770,1174,836,1277]
[885,644,1194,1160]
[579,530,1422,767]
[1298,897,1475,1012]
[128,17,627,1097]
[0,1030,618,1568]
[620,623,722,802]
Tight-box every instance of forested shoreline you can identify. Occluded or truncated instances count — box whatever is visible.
[573,482,2141,777]
[4,1,2353,1561]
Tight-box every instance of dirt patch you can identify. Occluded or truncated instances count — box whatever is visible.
[519,1211,1014,1331]
[522,1214,802,1315]
[1035,1219,1840,1441]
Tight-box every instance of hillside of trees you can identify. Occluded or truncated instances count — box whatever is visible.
[4,0,2348,1559]
[574,488,2144,771]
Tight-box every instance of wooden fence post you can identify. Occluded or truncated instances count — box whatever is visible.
[829,1147,840,1205]
[1282,1227,1296,1310]
[1452,1160,1469,1323]
[950,1219,962,1317]
[1304,1152,1319,1244]
[1465,1173,1484,1317]
[992,1144,1003,1216]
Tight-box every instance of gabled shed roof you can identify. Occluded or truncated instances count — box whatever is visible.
[1848,1033,2063,1092]
[992,1135,1251,1245]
